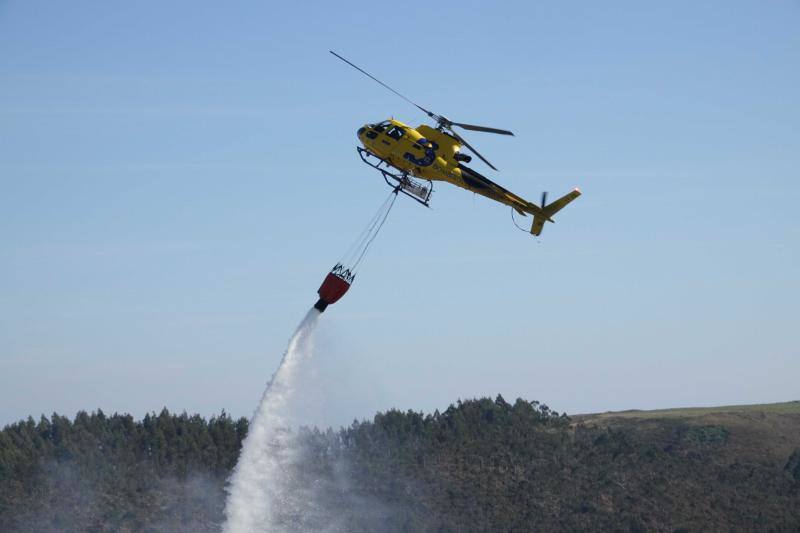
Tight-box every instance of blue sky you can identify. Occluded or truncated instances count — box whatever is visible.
[1,1,798,427]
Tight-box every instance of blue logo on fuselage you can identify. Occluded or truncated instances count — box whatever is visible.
[403,141,439,167]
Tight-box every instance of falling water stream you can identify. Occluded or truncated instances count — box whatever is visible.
[222,308,321,533]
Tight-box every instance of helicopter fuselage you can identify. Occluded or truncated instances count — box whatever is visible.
[357,118,534,213]
[357,119,461,182]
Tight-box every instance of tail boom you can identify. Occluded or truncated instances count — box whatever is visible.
[528,188,581,236]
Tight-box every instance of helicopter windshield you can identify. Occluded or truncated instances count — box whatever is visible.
[372,121,390,133]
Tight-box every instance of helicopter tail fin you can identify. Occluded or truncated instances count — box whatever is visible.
[529,188,581,236]
[530,214,547,236]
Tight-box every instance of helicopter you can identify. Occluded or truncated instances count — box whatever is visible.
[331,51,581,236]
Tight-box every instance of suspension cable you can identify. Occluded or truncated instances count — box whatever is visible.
[340,190,397,266]
[352,190,398,271]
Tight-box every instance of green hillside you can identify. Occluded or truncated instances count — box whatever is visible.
[2,398,799,532]
[580,400,800,419]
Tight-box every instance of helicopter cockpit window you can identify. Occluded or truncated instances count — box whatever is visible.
[386,126,405,140]
[373,121,390,133]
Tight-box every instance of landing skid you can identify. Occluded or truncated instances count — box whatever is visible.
[357,147,433,206]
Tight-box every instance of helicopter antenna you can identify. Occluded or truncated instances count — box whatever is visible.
[329,51,435,120]
[330,50,514,171]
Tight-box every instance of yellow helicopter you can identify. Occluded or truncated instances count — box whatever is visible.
[331,51,580,236]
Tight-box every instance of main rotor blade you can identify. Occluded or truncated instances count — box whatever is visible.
[329,51,436,119]
[452,122,515,136]
[451,130,498,171]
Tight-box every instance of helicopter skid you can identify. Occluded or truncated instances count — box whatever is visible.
[357,147,433,206]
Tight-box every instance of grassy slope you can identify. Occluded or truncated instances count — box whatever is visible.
[580,400,800,420]
[575,400,800,466]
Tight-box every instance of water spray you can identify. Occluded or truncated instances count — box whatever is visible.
[222,192,398,531]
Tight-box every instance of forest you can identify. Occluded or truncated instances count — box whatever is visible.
[1,397,799,532]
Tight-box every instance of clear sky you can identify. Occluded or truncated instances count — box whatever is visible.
[1,1,798,427]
